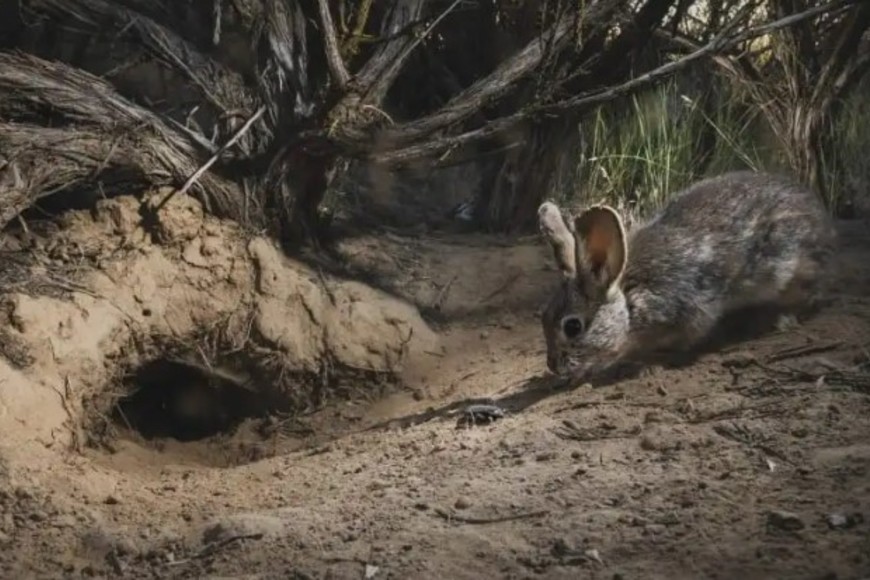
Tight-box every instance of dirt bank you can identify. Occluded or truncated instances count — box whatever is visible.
[0,195,868,579]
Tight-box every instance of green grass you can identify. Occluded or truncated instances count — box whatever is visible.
[559,73,795,219]
[820,79,870,215]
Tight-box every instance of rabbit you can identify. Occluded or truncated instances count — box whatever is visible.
[538,170,836,380]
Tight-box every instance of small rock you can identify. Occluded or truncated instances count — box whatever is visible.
[584,548,603,564]
[104,495,120,505]
[643,411,663,424]
[766,510,804,531]
[827,513,849,529]
[656,384,668,397]
[826,512,864,530]
[550,538,571,557]
[640,435,665,452]
[536,452,557,462]
[479,331,490,340]
[80,527,139,557]
[28,511,47,522]
[201,513,287,544]
[454,497,472,510]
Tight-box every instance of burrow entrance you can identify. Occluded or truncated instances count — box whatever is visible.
[87,347,403,467]
[112,358,274,442]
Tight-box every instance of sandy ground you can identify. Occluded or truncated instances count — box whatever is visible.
[0,195,869,580]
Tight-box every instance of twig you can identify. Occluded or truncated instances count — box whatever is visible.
[50,376,82,452]
[169,533,264,566]
[432,275,458,310]
[154,105,266,214]
[388,0,463,72]
[433,507,549,525]
[765,341,843,363]
[212,0,222,46]
[474,273,521,307]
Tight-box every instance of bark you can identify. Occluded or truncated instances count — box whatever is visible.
[0,53,243,229]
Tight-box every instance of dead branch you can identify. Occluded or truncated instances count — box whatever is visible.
[369,0,858,167]
[811,1,870,107]
[352,0,427,105]
[362,0,464,104]
[0,53,246,227]
[316,0,350,88]
[261,0,313,121]
[366,0,623,146]
[24,0,261,124]
[154,105,266,213]
[433,507,549,525]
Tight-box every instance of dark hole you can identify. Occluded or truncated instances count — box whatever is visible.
[112,358,270,442]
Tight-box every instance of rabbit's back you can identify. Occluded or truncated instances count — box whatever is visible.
[623,171,834,333]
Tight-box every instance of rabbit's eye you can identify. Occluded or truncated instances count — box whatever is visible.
[561,316,584,339]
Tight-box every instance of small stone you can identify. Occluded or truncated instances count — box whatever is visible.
[479,331,490,340]
[656,384,668,397]
[827,513,849,529]
[643,411,663,424]
[640,435,663,451]
[104,496,120,505]
[454,497,472,510]
[28,511,47,522]
[584,548,603,564]
[766,510,804,531]
[826,512,864,530]
[536,452,557,462]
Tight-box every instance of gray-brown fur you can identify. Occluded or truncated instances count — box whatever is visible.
[539,171,836,379]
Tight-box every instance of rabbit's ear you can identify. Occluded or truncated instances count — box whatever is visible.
[538,202,576,278]
[574,206,627,289]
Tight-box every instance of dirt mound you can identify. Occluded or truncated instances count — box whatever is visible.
[1,201,869,579]
[0,190,438,468]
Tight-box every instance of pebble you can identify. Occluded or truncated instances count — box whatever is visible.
[826,512,863,530]
[201,513,287,544]
[766,510,804,531]
[454,497,471,510]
